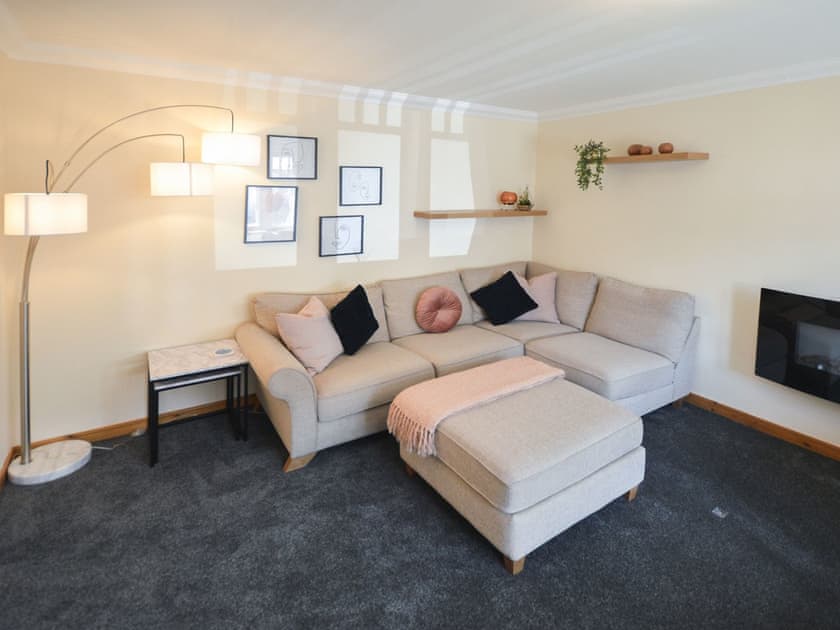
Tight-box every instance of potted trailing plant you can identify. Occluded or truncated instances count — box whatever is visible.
[574,140,609,191]
[517,186,532,210]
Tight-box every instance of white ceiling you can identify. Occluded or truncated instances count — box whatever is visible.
[2,0,840,120]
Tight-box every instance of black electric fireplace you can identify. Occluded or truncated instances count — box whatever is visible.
[755,288,840,404]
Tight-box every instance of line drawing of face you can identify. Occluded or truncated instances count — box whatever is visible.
[332,223,351,251]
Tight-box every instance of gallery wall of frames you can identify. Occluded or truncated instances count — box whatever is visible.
[243,135,380,257]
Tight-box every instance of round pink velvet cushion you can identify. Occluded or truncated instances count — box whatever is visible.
[415,286,463,333]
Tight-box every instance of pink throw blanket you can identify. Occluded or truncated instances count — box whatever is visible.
[387,356,564,457]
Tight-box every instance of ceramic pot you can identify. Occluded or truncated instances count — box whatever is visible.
[500,191,518,205]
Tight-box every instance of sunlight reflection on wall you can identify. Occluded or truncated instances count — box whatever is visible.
[336,129,401,263]
[429,137,475,257]
[213,162,298,270]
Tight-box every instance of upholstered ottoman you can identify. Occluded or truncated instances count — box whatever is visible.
[400,378,645,574]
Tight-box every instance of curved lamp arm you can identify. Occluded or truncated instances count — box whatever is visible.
[57,132,186,193]
[26,132,187,298]
[26,130,186,282]
[49,104,233,192]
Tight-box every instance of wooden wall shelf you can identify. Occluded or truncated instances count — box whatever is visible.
[604,152,709,164]
[413,209,548,220]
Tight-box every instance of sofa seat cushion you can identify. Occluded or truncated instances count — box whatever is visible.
[313,342,435,423]
[476,320,578,343]
[392,326,522,377]
[526,333,674,400]
[435,378,643,513]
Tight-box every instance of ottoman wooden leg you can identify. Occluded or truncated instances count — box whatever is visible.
[283,453,315,473]
[627,485,639,502]
[503,555,526,575]
[405,463,416,477]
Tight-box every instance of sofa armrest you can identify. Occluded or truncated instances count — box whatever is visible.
[673,316,700,400]
[235,322,318,457]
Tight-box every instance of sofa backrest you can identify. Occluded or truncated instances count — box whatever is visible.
[526,262,599,330]
[252,285,390,345]
[584,277,695,363]
[459,261,528,323]
[380,271,473,339]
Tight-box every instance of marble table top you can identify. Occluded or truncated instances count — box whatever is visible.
[148,339,248,381]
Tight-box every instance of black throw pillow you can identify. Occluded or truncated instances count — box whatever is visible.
[330,285,380,355]
[470,271,538,325]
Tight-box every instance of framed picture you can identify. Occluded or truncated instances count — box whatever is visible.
[319,215,364,257]
[244,185,298,244]
[267,135,318,180]
[339,166,382,206]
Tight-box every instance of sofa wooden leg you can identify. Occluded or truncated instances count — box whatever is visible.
[283,453,316,473]
[503,555,525,575]
[404,462,416,477]
[627,485,639,502]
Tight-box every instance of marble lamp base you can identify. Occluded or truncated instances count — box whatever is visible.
[7,439,92,486]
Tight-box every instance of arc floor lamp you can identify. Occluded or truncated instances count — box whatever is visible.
[3,104,260,485]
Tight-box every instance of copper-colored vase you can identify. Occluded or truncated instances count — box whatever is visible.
[627,144,643,155]
[639,145,653,155]
[500,191,518,205]
[658,142,674,154]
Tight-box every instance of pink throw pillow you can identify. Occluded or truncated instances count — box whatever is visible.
[275,297,343,375]
[416,287,463,333]
[514,272,561,323]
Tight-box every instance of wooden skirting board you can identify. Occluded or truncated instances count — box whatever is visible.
[0,395,257,491]
[686,394,840,462]
[3,393,838,490]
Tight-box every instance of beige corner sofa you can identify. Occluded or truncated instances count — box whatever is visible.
[235,261,700,471]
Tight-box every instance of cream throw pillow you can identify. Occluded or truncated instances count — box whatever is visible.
[514,272,561,323]
[275,296,343,375]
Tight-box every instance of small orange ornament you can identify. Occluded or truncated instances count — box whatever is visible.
[500,191,518,205]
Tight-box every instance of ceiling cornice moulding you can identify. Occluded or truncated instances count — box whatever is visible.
[0,30,538,123]
[539,58,840,121]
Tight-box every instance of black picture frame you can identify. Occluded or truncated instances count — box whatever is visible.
[267,135,318,180]
[339,166,382,206]
[319,215,365,257]
[244,185,298,244]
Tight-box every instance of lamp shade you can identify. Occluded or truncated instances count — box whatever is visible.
[4,193,88,235]
[150,162,214,196]
[201,132,261,166]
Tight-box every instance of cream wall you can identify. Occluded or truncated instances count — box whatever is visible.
[535,77,840,446]
[0,58,537,446]
[1,50,15,460]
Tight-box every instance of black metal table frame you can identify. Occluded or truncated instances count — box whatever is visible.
[146,363,249,466]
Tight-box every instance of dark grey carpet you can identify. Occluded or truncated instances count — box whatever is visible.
[1,404,839,630]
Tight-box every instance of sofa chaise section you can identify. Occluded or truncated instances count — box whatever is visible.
[522,272,699,416]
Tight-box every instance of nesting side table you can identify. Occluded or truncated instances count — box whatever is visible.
[147,339,249,467]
